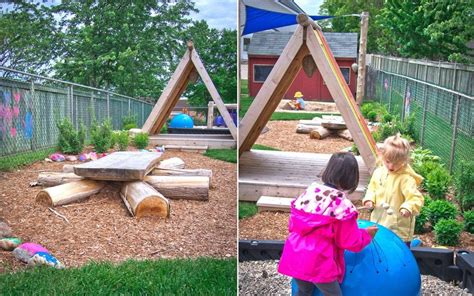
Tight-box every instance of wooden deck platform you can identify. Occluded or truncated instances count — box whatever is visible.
[239,150,370,202]
[150,133,236,149]
[257,196,293,212]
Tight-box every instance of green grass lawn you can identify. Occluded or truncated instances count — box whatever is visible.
[0,258,237,295]
[0,148,56,171]
[204,149,237,163]
[270,112,327,121]
[239,201,258,219]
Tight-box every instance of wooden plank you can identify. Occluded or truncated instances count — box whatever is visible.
[163,145,208,153]
[73,152,162,181]
[306,28,377,173]
[142,49,194,134]
[191,49,237,140]
[149,136,236,149]
[239,25,306,154]
[257,196,293,212]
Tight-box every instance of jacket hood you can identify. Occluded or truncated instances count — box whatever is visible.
[394,164,423,185]
[289,204,336,236]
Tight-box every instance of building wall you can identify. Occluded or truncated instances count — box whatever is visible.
[248,56,357,101]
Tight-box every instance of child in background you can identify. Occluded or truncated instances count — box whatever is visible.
[363,133,424,247]
[289,91,305,110]
[278,152,378,296]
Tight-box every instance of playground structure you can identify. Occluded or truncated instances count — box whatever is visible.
[239,15,378,207]
[142,41,237,150]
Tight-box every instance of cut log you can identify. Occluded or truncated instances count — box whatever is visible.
[309,126,331,139]
[296,124,319,134]
[37,172,84,187]
[157,157,185,169]
[120,181,170,219]
[151,168,212,183]
[62,165,75,173]
[337,129,353,141]
[144,176,209,200]
[299,118,322,126]
[36,180,105,206]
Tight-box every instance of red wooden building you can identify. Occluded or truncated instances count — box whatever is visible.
[247,31,358,101]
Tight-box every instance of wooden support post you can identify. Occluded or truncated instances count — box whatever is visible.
[356,12,369,105]
[207,101,214,128]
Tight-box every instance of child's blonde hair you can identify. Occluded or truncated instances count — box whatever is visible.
[382,133,411,165]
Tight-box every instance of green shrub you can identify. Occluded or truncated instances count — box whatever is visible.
[411,148,440,170]
[425,165,452,199]
[415,195,432,234]
[351,143,359,155]
[90,119,113,153]
[428,199,458,227]
[367,110,378,122]
[56,118,85,154]
[382,113,393,123]
[133,132,149,149]
[116,131,130,151]
[434,219,463,246]
[360,102,375,118]
[455,161,474,212]
[463,210,474,234]
[122,114,138,130]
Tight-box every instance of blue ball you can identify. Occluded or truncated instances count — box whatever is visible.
[169,113,194,129]
[291,220,421,296]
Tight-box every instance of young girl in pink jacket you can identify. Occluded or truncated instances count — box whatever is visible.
[278,152,378,296]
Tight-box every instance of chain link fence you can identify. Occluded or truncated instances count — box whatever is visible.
[366,55,473,173]
[0,66,154,170]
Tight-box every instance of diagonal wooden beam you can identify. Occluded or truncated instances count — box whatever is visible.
[142,49,194,134]
[239,25,306,154]
[191,49,237,140]
[306,26,377,172]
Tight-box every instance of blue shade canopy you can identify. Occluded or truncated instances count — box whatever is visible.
[242,5,334,35]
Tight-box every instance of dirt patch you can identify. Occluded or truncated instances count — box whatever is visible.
[277,100,339,113]
[0,151,236,272]
[256,120,352,153]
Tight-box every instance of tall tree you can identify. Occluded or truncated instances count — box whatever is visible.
[52,0,197,96]
[0,2,60,75]
[376,0,474,62]
[184,21,237,106]
[319,0,385,53]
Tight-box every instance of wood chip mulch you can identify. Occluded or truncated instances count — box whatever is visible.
[256,120,352,153]
[0,151,236,273]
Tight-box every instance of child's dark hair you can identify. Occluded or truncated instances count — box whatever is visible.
[322,152,359,193]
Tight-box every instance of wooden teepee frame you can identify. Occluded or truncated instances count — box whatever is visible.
[239,15,378,172]
[142,41,237,140]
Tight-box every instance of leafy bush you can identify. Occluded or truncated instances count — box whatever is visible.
[56,118,85,154]
[427,199,458,227]
[415,195,432,234]
[367,110,378,122]
[463,210,474,234]
[455,161,474,212]
[434,219,463,246]
[425,165,452,199]
[90,119,113,153]
[122,114,138,130]
[360,102,375,118]
[382,113,393,123]
[133,132,149,149]
[116,131,130,151]
[351,143,359,155]
[411,148,440,170]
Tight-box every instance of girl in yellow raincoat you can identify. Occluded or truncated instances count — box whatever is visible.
[363,133,424,247]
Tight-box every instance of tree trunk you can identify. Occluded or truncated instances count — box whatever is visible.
[157,157,185,169]
[37,172,84,187]
[337,129,353,141]
[120,181,170,219]
[309,126,331,139]
[296,124,319,134]
[151,168,212,183]
[36,180,105,206]
[144,176,209,200]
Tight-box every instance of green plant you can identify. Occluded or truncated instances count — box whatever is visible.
[351,143,359,155]
[204,149,237,163]
[122,113,138,130]
[90,119,113,153]
[411,147,440,170]
[239,202,258,219]
[425,165,452,199]
[463,210,474,234]
[116,131,130,151]
[415,195,432,234]
[427,199,458,227]
[382,113,393,123]
[133,132,149,149]
[434,218,463,246]
[360,102,376,118]
[367,110,378,122]
[455,161,474,212]
[56,118,85,154]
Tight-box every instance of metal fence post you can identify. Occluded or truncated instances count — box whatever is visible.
[420,64,429,145]
[142,102,145,127]
[30,79,36,150]
[106,92,110,118]
[401,78,408,121]
[128,99,131,115]
[70,85,74,121]
[449,95,461,173]
[388,75,393,112]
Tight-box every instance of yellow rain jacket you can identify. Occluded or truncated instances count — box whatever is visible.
[363,164,424,242]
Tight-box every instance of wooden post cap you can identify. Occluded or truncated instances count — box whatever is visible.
[296,13,322,31]
[187,40,194,50]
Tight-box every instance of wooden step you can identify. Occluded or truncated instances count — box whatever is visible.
[164,145,208,153]
[256,196,294,213]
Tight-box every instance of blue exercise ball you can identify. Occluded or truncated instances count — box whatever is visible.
[169,113,194,128]
[291,220,421,296]
[214,115,225,127]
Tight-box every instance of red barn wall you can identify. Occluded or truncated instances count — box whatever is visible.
[248,56,357,101]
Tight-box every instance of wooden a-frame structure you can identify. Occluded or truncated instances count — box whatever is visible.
[143,41,237,140]
[239,14,378,173]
